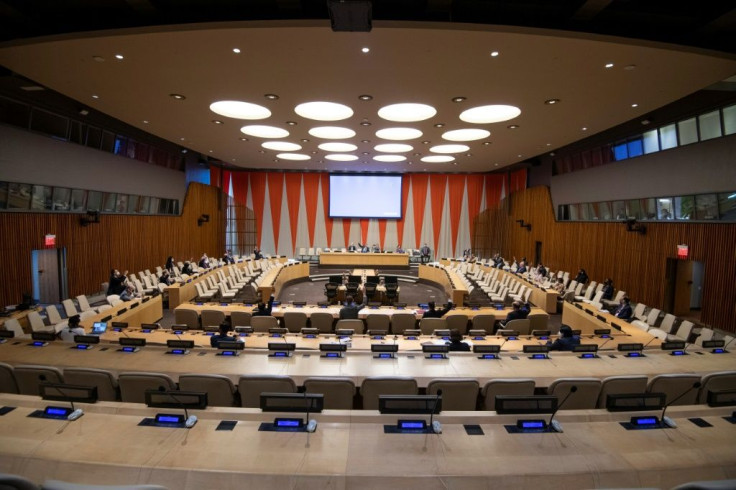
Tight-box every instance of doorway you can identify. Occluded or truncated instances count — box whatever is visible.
[31,248,67,304]
[534,241,542,267]
[664,258,703,317]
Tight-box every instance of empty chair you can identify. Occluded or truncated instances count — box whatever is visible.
[647,374,701,406]
[671,320,695,342]
[106,294,121,305]
[303,377,356,410]
[427,378,479,411]
[360,377,418,410]
[324,282,339,304]
[118,372,177,404]
[251,316,279,333]
[547,378,602,410]
[335,319,365,335]
[283,311,308,333]
[698,371,736,404]
[27,311,52,333]
[445,314,469,335]
[390,313,416,335]
[173,308,200,329]
[230,311,252,329]
[364,283,378,303]
[15,365,64,396]
[2,318,25,338]
[76,295,98,313]
[527,313,548,332]
[632,303,647,321]
[0,362,19,394]
[365,314,390,333]
[695,328,715,346]
[238,375,296,408]
[384,283,399,303]
[0,473,38,490]
[62,299,79,318]
[63,367,119,402]
[419,317,446,335]
[309,312,334,334]
[179,374,237,407]
[504,318,530,335]
[481,379,536,411]
[195,283,215,301]
[200,309,226,328]
[596,375,648,408]
[471,314,495,334]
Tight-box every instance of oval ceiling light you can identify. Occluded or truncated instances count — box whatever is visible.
[378,103,437,122]
[442,129,490,141]
[277,153,310,161]
[308,126,356,139]
[241,125,289,138]
[210,100,271,120]
[374,143,413,153]
[459,104,521,124]
[295,101,354,121]
[421,155,455,163]
[374,155,406,162]
[375,127,423,140]
[262,141,302,151]
[318,142,357,152]
[325,154,359,161]
[430,144,470,154]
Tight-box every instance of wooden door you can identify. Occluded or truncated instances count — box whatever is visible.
[673,260,693,316]
[34,249,60,304]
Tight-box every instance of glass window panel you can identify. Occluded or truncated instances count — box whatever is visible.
[568,204,580,221]
[677,117,698,146]
[627,139,643,158]
[724,104,736,135]
[102,193,117,212]
[698,110,722,141]
[694,194,718,220]
[0,182,7,209]
[587,203,600,220]
[30,108,68,140]
[638,198,656,220]
[101,131,116,153]
[625,199,642,220]
[613,142,628,161]
[674,196,694,220]
[597,201,612,220]
[87,191,102,212]
[70,189,86,211]
[171,200,179,215]
[718,192,736,221]
[7,183,31,209]
[115,194,128,213]
[0,96,31,128]
[660,124,677,150]
[68,121,84,144]
[578,203,592,220]
[612,201,627,220]
[137,196,150,214]
[149,197,160,214]
[657,198,673,220]
[158,199,169,214]
[127,195,139,213]
[31,185,52,210]
[642,129,659,154]
[51,187,71,211]
[86,126,102,149]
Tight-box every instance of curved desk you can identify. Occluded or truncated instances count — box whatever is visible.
[319,252,409,267]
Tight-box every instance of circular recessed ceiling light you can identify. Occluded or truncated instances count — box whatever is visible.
[442,129,490,142]
[359,94,373,101]
[582,127,588,131]
[308,126,356,139]
[421,155,455,163]
[452,96,466,103]
[624,64,637,70]
[430,144,469,154]
[434,123,445,128]
[361,139,370,143]
[286,121,297,126]
[115,54,124,60]
[483,141,491,146]
[319,142,357,152]
[460,104,520,124]
[210,100,271,120]
[169,93,186,100]
[91,94,99,99]
[374,143,413,153]
[241,125,289,138]
[360,121,371,126]
[325,154,359,161]
[544,99,560,105]
[361,47,370,53]
[375,128,423,140]
[264,94,279,100]
[605,63,614,68]
[507,124,519,129]
[233,48,241,54]
[490,51,499,57]
[374,155,406,162]
[631,103,639,108]
[277,153,310,161]
[295,101,354,121]
[262,141,302,151]
[378,103,437,122]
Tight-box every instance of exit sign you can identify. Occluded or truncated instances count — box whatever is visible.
[44,234,56,247]
[677,244,688,259]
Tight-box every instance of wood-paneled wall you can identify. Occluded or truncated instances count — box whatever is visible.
[0,183,225,308]
[475,186,736,333]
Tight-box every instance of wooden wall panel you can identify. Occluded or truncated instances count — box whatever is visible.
[475,186,736,333]
[0,183,225,307]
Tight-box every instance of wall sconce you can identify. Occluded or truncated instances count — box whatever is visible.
[516,219,532,231]
[80,210,100,227]
[625,219,646,235]
[198,214,210,227]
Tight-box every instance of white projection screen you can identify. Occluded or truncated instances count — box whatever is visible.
[329,174,403,219]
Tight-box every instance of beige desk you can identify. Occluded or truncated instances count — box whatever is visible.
[257,262,310,299]
[0,307,37,332]
[319,252,409,267]
[166,259,265,308]
[78,295,163,330]
[1,394,734,490]
[418,264,469,305]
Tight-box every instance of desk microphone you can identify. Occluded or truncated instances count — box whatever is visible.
[599,337,613,350]
[661,382,701,428]
[498,338,508,352]
[642,335,658,350]
[304,390,317,433]
[39,375,83,421]
[548,385,577,433]
[158,386,197,428]
[430,389,443,434]
[723,336,736,350]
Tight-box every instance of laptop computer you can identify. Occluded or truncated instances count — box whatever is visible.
[91,322,108,335]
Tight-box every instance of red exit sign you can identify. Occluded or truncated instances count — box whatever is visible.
[44,234,56,247]
[677,244,688,259]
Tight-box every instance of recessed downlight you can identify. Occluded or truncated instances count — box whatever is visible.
[295,101,354,121]
[374,155,406,162]
[378,103,437,122]
[452,96,466,103]
[442,129,490,142]
[241,125,289,138]
[308,126,356,139]
[318,142,357,152]
[430,144,469,154]
[262,141,302,151]
[544,99,560,105]
[265,94,280,100]
[361,47,370,53]
[460,105,520,124]
[232,48,241,54]
[326,154,359,161]
[374,143,413,153]
[605,63,614,68]
[359,94,373,101]
[277,153,310,161]
[507,124,519,129]
[421,155,455,163]
[212,120,224,125]
[490,51,499,57]
[375,128,423,140]
[210,100,270,120]
[169,93,186,100]
[114,54,124,60]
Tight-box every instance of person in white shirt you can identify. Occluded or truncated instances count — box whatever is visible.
[59,315,85,342]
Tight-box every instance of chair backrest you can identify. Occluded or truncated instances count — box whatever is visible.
[696,328,715,346]
[645,308,661,326]
[106,294,120,305]
[365,314,390,332]
[303,377,356,410]
[481,379,535,410]
[238,375,296,408]
[3,318,24,337]
[173,308,200,329]
[309,312,334,333]
[200,309,226,328]
[251,316,279,332]
[427,378,479,411]
[445,314,469,334]
[27,311,50,332]
[547,378,602,409]
[632,303,647,320]
[647,374,701,405]
[527,314,548,331]
[179,374,236,407]
[698,371,736,404]
[230,311,252,329]
[63,368,119,402]
[360,377,418,410]
[62,299,79,317]
[390,313,416,335]
[0,472,39,490]
[419,317,446,335]
[674,320,694,341]
[659,314,676,334]
[573,283,584,296]
[471,314,495,334]
[504,318,531,335]
[335,319,365,335]
[283,311,308,333]
[15,365,64,396]
[0,362,19,394]
[597,375,648,408]
[118,372,177,403]
[76,295,93,312]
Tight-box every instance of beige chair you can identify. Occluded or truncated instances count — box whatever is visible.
[445,314,469,335]
[173,308,200,329]
[251,316,279,332]
[427,378,479,411]
[481,379,535,411]
[238,375,297,408]
[62,299,80,318]
[390,313,416,335]
[27,311,52,333]
[596,375,648,408]
[179,374,237,407]
[527,313,548,332]
[547,378,602,409]
[504,318,531,335]
[698,371,736,404]
[360,377,418,410]
[44,305,64,326]
[0,472,38,490]
[303,377,356,410]
[283,311,308,333]
[335,319,365,335]
[2,318,25,338]
[63,368,119,402]
[230,311,252,329]
[0,362,19,394]
[309,312,334,334]
[200,309,226,328]
[646,374,701,406]
[419,317,446,335]
[75,295,98,313]
[695,328,715,346]
[365,314,390,333]
[15,365,64,396]
[471,314,495,334]
[671,320,695,342]
[118,372,177,404]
